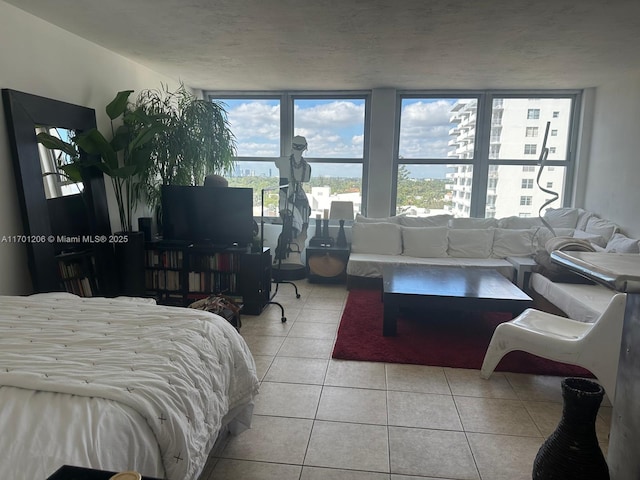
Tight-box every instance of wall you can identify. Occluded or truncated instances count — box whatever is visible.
[0,1,180,294]
[585,70,640,238]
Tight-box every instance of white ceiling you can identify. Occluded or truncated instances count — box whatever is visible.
[6,0,640,91]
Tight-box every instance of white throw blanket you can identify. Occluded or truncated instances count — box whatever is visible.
[0,293,259,480]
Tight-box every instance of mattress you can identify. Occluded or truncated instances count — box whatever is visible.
[0,292,259,480]
[530,272,617,323]
[346,253,515,279]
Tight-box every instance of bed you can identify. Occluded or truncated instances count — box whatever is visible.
[0,292,259,480]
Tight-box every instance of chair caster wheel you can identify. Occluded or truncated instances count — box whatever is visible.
[281,317,287,323]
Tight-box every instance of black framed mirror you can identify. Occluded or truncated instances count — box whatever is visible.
[2,89,116,294]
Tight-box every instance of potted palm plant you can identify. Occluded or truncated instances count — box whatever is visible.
[37,90,167,232]
[38,90,167,297]
[132,83,237,212]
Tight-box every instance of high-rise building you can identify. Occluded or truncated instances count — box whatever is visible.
[447,98,570,218]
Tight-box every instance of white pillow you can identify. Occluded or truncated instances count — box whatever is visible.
[448,217,499,229]
[351,222,402,255]
[572,229,607,248]
[497,216,543,229]
[605,233,640,254]
[543,208,579,229]
[401,226,449,258]
[585,216,619,243]
[491,229,535,258]
[575,209,595,231]
[354,213,400,224]
[448,229,494,258]
[398,214,452,227]
[531,227,575,250]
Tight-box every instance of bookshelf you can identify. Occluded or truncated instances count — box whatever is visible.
[144,241,271,313]
[56,250,100,297]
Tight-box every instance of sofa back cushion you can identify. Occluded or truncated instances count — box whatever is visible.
[401,226,449,258]
[491,228,535,258]
[351,222,402,255]
[448,229,494,258]
[355,213,401,224]
[497,216,543,229]
[398,214,452,227]
[449,217,499,229]
[543,207,579,229]
[572,229,607,248]
[585,216,619,243]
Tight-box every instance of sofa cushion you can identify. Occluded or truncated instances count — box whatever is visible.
[449,217,499,229]
[448,229,494,258]
[401,226,449,258]
[585,216,619,243]
[531,227,575,250]
[605,233,640,253]
[575,209,595,231]
[351,222,402,254]
[398,214,452,227]
[491,228,535,258]
[355,213,401,224]
[497,216,543,229]
[543,208,579,229]
[572,229,607,248]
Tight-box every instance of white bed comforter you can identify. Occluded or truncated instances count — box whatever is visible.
[0,293,259,480]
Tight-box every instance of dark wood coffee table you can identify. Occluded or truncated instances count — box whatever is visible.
[382,264,532,336]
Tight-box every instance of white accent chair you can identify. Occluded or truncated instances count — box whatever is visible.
[480,293,627,401]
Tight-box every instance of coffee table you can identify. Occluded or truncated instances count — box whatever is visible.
[382,264,533,336]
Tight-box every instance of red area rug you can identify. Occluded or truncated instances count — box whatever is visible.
[332,289,592,377]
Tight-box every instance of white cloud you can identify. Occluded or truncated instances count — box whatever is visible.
[295,101,365,129]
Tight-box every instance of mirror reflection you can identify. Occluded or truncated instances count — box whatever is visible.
[36,126,84,199]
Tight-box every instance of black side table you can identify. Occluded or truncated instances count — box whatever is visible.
[306,244,350,284]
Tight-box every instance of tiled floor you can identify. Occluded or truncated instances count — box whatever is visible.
[201,280,611,480]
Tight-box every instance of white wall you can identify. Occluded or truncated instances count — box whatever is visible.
[585,70,640,238]
[0,1,180,294]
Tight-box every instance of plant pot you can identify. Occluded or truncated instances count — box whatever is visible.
[532,377,609,480]
[114,230,145,297]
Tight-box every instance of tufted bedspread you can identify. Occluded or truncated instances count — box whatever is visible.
[0,293,259,480]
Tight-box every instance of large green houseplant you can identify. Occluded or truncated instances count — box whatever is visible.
[133,83,237,209]
[37,90,166,232]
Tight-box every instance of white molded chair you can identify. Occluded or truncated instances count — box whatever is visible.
[480,293,627,401]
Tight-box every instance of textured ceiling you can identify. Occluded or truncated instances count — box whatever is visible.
[6,0,640,91]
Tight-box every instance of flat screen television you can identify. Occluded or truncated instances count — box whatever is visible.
[161,185,254,247]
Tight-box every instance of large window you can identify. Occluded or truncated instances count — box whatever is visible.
[206,92,368,217]
[395,92,580,218]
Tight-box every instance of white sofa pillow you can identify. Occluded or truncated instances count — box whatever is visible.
[354,213,401,224]
[398,214,452,227]
[531,227,575,250]
[491,228,535,258]
[543,208,580,229]
[449,217,499,229]
[572,229,607,248]
[448,229,494,258]
[585,216,619,243]
[351,222,402,255]
[497,216,543,229]
[401,226,449,258]
[605,233,640,253]
[575,209,595,231]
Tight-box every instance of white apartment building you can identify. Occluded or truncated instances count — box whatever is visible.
[447,98,570,218]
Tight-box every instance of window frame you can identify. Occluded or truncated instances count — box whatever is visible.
[393,90,582,217]
[204,90,371,216]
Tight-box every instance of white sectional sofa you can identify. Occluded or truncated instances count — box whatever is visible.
[346,208,639,323]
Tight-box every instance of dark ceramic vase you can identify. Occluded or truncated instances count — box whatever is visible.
[336,219,347,247]
[532,377,609,480]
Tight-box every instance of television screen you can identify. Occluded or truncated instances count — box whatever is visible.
[161,185,254,246]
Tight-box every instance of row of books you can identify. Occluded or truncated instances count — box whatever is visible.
[145,270,182,291]
[62,277,94,297]
[189,253,241,272]
[58,258,94,280]
[146,249,183,269]
[188,271,238,293]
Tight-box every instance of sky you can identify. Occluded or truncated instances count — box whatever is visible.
[214,97,466,179]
